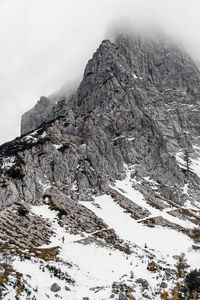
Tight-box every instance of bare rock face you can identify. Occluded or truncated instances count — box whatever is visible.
[1,32,200,300]
[21,96,53,135]
[115,34,200,97]
[21,81,78,136]
[1,32,200,211]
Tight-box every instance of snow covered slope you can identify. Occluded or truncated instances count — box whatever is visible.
[1,165,199,299]
[0,33,200,299]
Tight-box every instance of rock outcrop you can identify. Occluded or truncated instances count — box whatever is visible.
[0,32,200,300]
[0,33,199,226]
[1,33,199,210]
[21,96,53,135]
[21,80,77,136]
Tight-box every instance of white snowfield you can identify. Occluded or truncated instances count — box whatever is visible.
[4,168,200,300]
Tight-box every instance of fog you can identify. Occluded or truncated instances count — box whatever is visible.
[0,0,200,144]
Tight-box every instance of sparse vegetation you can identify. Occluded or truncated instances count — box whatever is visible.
[147,260,157,272]
[174,253,190,278]
[185,269,200,296]
[182,149,191,172]
[17,206,29,217]
[171,288,179,300]
[120,284,125,292]
[28,246,60,262]
[45,264,75,283]
[191,228,200,246]
[160,291,168,299]
[0,242,13,271]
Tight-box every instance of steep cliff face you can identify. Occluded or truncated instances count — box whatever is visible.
[21,81,77,135]
[21,96,53,136]
[0,33,200,299]
[2,33,200,208]
[116,34,200,96]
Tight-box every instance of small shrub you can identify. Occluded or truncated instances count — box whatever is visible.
[171,288,179,300]
[147,261,157,272]
[120,284,125,292]
[185,269,200,294]
[17,207,29,217]
[160,291,168,300]
[174,253,189,278]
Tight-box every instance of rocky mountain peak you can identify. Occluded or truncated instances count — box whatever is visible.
[21,33,200,135]
[0,32,200,299]
[115,33,200,97]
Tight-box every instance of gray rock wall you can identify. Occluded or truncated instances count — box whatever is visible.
[21,96,53,135]
[1,33,200,210]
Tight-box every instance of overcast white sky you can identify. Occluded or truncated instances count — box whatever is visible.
[0,0,200,144]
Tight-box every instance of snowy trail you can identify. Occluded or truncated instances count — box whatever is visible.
[8,181,199,300]
[28,204,160,299]
[31,186,199,270]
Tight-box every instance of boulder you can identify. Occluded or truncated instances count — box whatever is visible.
[50,283,61,292]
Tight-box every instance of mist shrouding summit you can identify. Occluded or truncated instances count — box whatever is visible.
[0,0,200,144]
